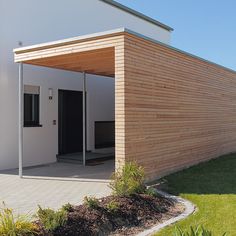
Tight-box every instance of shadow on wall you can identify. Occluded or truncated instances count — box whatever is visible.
[161,153,236,195]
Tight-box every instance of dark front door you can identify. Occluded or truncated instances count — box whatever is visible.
[58,89,83,155]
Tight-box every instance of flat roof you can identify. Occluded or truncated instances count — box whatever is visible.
[100,0,173,32]
[14,28,125,54]
[14,28,236,75]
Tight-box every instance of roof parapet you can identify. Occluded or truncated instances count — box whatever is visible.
[99,0,173,32]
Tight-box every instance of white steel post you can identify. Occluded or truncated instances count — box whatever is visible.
[82,72,86,166]
[19,63,23,178]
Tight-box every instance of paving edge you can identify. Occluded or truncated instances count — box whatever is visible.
[136,189,196,236]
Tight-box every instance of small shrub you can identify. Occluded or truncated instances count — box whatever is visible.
[37,206,67,233]
[109,162,146,196]
[61,203,73,212]
[106,200,119,213]
[0,202,38,236]
[145,187,161,197]
[83,196,99,209]
[173,225,227,236]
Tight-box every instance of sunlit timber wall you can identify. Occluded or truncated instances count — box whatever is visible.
[122,33,236,180]
[114,37,126,170]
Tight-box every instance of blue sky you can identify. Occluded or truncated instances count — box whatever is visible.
[116,0,236,71]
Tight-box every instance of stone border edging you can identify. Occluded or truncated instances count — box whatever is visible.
[136,189,196,236]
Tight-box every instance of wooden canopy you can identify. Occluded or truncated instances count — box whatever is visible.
[13,29,125,77]
[14,29,126,178]
[14,28,236,180]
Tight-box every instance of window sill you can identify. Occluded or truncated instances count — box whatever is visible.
[24,124,43,128]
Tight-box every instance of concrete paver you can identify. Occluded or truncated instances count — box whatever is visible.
[0,162,113,214]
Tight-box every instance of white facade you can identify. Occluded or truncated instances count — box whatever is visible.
[0,0,172,170]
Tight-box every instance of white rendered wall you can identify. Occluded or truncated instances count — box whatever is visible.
[0,62,115,169]
[22,66,115,168]
[0,0,171,170]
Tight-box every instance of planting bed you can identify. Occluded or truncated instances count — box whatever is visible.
[37,193,184,236]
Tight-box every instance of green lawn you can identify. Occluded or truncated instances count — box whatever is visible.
[155,153,236,236]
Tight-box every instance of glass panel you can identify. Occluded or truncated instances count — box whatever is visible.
[24,94,40,126]
[95,121,115,149]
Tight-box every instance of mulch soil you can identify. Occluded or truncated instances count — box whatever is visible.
[37,193,184,236]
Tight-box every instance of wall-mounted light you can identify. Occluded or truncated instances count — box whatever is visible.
[49,88,53,100]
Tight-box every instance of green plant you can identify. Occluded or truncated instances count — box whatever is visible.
[145,187,161,197]
[109,162,146,196]
[106,200,119,213]
[61,203,73,212]
[0,202,38,236]
[83,196,99,209]
[173,226,227,236]
[36,206,67,233]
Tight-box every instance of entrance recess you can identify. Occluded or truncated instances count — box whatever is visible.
[58,90,83,155]
[14,30,118,178]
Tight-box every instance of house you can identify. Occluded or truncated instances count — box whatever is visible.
[0,0,172,172]
[2,0,236,181]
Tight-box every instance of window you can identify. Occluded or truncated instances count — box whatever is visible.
[24,85,41,127]
[95,121,115,149]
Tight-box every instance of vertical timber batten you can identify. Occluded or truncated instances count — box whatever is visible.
[18,63,23,178]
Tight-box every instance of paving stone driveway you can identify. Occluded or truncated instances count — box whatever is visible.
[0,168,111,215]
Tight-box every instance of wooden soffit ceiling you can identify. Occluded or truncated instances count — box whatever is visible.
[18,47,115,77]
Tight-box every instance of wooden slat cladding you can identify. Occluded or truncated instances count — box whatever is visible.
[14,30,236,180]
[123,33,236,180]
[114,38,126,170]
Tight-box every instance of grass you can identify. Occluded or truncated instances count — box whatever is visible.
[155,153,236,236]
